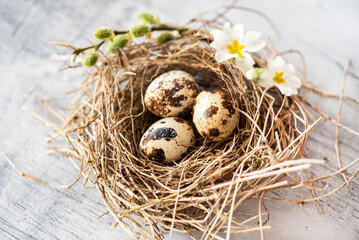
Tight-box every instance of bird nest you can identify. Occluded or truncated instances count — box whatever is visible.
[14,7,357,240]
[52,28,319,239]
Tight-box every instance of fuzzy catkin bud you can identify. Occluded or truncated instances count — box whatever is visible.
[107,35,128,53]
[129,24,150,38]
[82,53,98,67]
[93,27,113,40]
[137,12,156,24]
[157,32,174,43]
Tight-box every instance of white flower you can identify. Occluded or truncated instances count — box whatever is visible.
[245,68,267,80]
[256,56,301,96]
[210,22,266,72]
[246,68,257,80]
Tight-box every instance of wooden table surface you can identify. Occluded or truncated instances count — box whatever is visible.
[1,0,359,239]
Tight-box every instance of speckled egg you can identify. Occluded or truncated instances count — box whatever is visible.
[139,117,195,163]
[193,87,240,141]
[145,70,200,117]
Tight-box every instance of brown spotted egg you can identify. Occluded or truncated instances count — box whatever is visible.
[145,70,200,117]
[139,117,195,164]
[193,87,240,141]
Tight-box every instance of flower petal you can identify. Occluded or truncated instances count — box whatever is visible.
[210,29,223,41]
[243,31,266,52]
[256,71,274,88]
[232,24,244,41]
[275,75,301,96]
[270,56,286,70]
[235,52,255,72]
[244,31,261,41]
[266,58,275,69]
[246,69,256,80]
[242,52,255,65]
[223,22,232,35]
[286,63,295,74]
[236,60,253,73]
[285,75,302,88]
[209,40,221,50]
[276,84,298,96]
[215,50,237,62]
[244,40,266,52]
[210,28,232,50]
[210,39,226,50]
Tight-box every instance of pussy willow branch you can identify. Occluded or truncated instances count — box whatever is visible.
[72,24,190,55]
[114,24,189,35]
[73,41,105,55]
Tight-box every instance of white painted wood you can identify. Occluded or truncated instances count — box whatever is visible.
[1,0,358,239]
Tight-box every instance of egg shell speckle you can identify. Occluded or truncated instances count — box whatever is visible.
[145,70,200,117]
[139,117,195,163]
[193,87,240,141]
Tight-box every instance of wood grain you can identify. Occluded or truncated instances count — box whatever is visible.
[1,0,358,239]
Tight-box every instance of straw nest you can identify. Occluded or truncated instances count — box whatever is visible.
[54,24,321,239]
[2,6,355,240]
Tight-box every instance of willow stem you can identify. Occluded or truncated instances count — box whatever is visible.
[73,24,189,55]
[114,24,188,35]
[73,41,105,55]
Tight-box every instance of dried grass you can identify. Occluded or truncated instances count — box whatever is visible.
[46,25,323,239]
[8,5,359,240]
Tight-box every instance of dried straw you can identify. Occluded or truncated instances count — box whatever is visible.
[44,26,325,239]
[8,6,359,240]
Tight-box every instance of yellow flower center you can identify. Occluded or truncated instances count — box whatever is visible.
[273,71,285,84]
[226,39,245,58]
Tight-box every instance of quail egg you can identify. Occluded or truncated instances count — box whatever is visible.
[145,70,200,117]
[139,117,195,163]
[193,87,240,141]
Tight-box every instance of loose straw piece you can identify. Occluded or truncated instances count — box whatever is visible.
[335,59,351,183]
[3,152,81,189]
